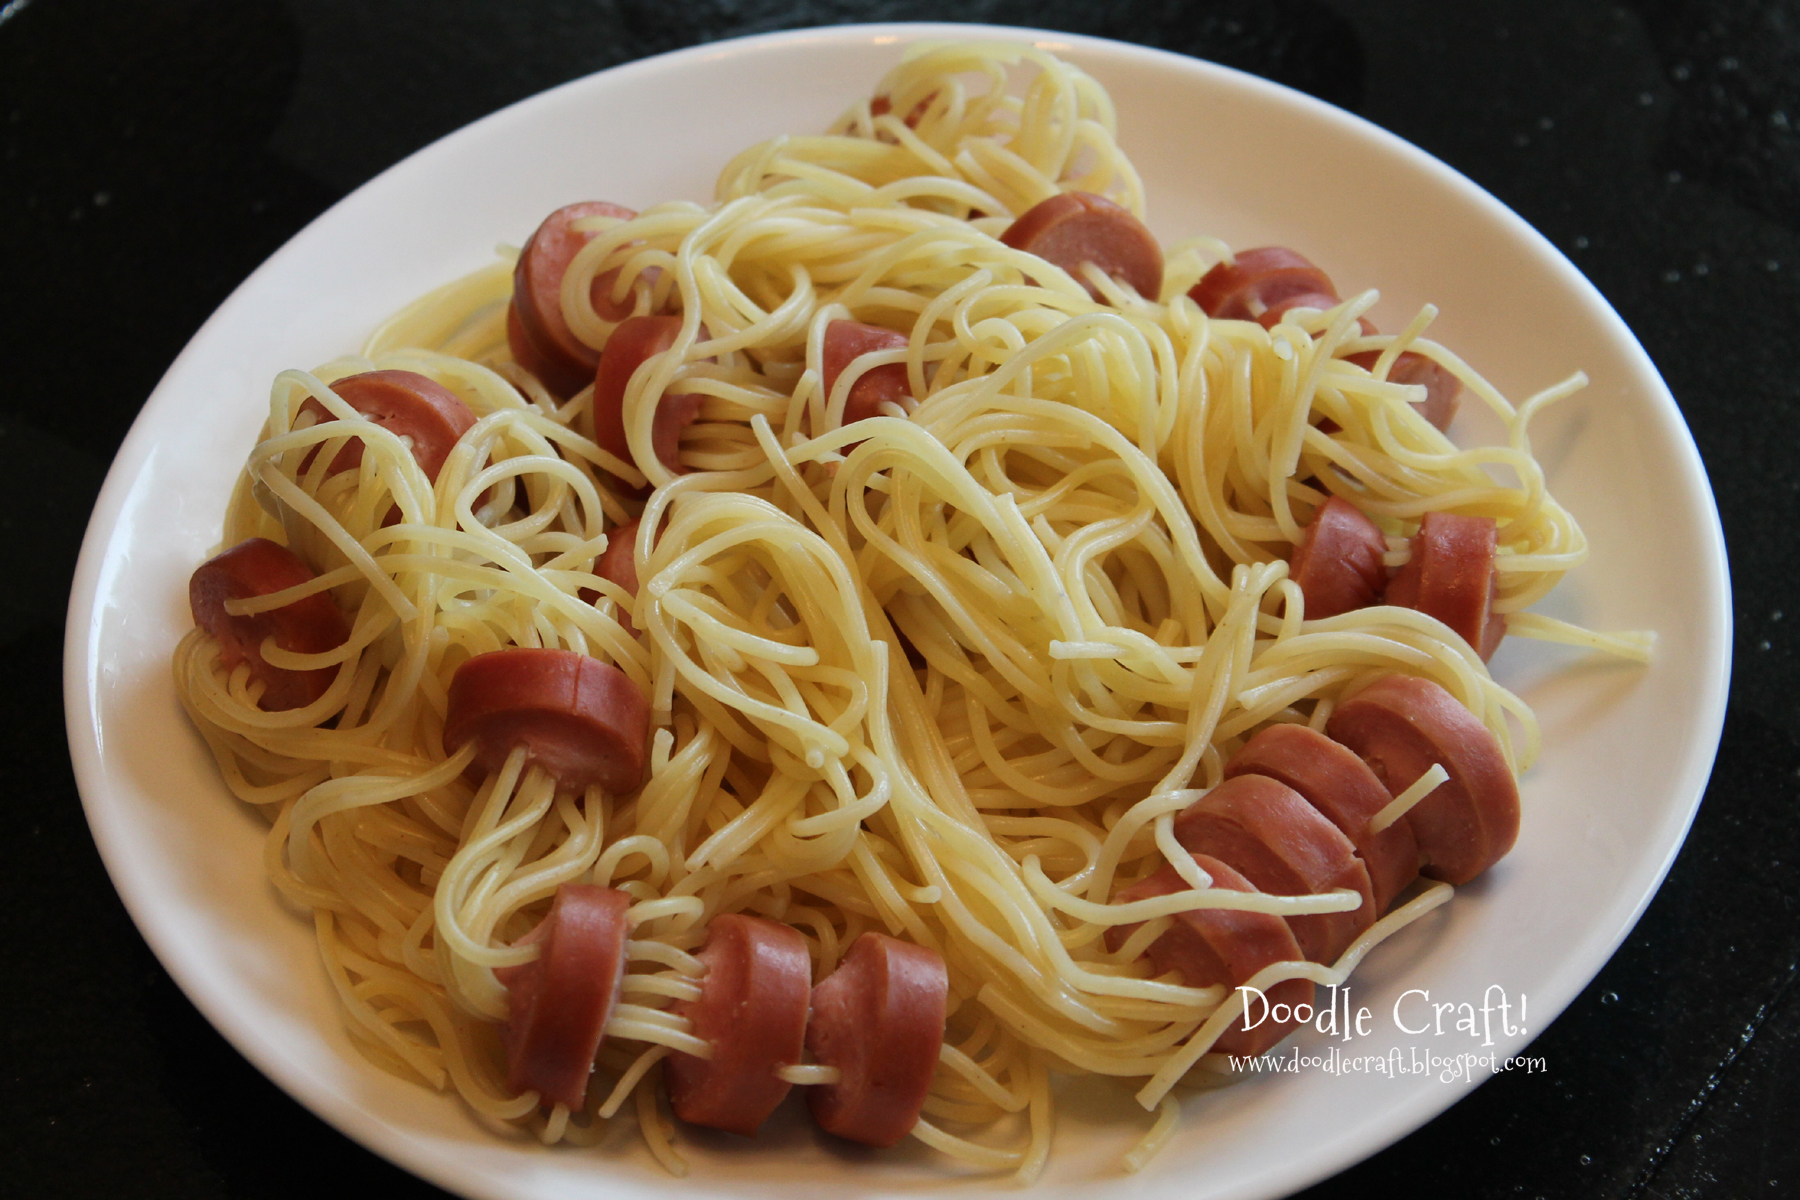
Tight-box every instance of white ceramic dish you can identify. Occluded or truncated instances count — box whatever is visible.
[64,22,1730,1200]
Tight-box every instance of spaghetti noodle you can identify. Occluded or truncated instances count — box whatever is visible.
[174,41,1645,1180]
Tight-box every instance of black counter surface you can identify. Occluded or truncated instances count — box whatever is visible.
[4,1,1796,1197]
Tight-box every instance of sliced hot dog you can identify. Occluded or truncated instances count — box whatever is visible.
[1171,774,1375,965]
[1326,674,1520,886]
[594,518,641,599]
[821,320,914,426]
[494,884,632,1111]
[297,369,476,483]
[870,93,933,127]
[1258,290,1337,328]
[666,914,812,1136]
[1189,247,1339,321]
[509,200,642,397]
[1192,249,1459,430]
[1259,290,1376,336]
[443,648,650,793]
[1346,349,1462,431]
[1105,853,1312,1057]
[999,191,1164,303]
[1224,723,1421,913]
[806,931,947,1148]
[189,537,349,711]
[1384,511,1501,659]
[592,314,705,476]
[1288,496,1389,620]
[579,516,643,635]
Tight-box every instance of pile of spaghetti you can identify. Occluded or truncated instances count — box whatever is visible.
[173,42,1646,1179]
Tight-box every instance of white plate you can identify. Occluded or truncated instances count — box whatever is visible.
[64,22,1730,1200]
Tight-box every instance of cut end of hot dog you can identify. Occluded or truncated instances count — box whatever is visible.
[1346,350,1462,432]
[1259,291,1376,336]
[496,884,632,1111]
[1384,511,1500,659]
[581,517,644,636]
[1289,496,1389,620]
[666,913,812,1137]
[805,931,947,1148]
[189,537,349,711]
[592,314,705,476]
[1326,674,1520,885]
[1190,246,1339,322]
[821,320,915,427]
[510,200,640,398]
[1172,773,1376,965]
[1000,191,1164,303]
[1225,722,1422,913]
[444,648,650,794]
[1107,854,1313,1056]
[298,369,477,484]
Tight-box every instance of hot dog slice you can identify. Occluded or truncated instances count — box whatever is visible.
[297,370,477,483]
[1384,511,1500,659]
[821,320,914,426]
[578,517,643,635]
[1171,774,1375,965]
[494,884,632,1111]
[595,518,641,599]
[1000,191,1164,303]
[806,931,947,1148]
[592,314,705,476]
[870,93,933,127]
[509,200,641,397]
[1326,675,1519,885]
[189,537,349,711]
[1105,853,1312,1056]
[1224,724,1421,913]
[666,914,811,1136]
[1346,350,1462,431]
[1259,291,1376,336]
[1189,246,1339,321]
[1288,496,1389,620]
[443,648,650,793]
[1258,290,1336,328]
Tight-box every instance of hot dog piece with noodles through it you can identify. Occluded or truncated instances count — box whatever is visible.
[1171,774,1376,965]
[443,648,650,794]
[665,914,812,1136]
[1288,496,1389,620]
[821,320,914,426]
[1190,246,1461,431]
[509,201,642,397]
[805,931,947,1148]
[1384,510,1505,660]
[297,369,476,483]
[1191,245,1359,334]
[1189,246,1340,321]
[1106,853,1314,1056]
[189,537,349,711]
[494,884,633,1111]
[1346,349,1462,432]
[594,518,641,599]
[1000,191,1164,303]
[591,314,706,476]
[1326,674,1520,886]
[1224,723,1421,913]
[1258,290,1375,335]
[579,517,643,635]
[869,92,933,127]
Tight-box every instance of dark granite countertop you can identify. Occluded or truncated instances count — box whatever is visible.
[3,1,1795,1197]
